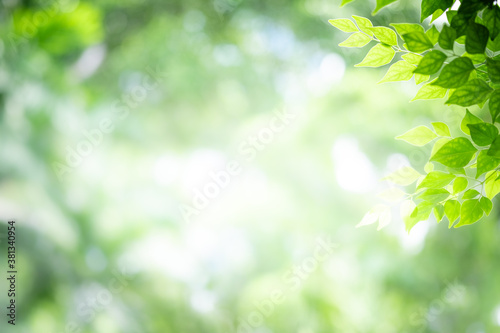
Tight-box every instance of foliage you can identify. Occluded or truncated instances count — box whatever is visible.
[331,0,500,231]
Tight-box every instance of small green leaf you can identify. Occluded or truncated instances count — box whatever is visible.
[424,162,434,173]
[430,137,477,168]
[431,9,445,23]
[487,34,500,52]
[463,52,486,64]
[383,166,422,186]
[431,122,451,137]
[487,135,500,158]
[476,150,500,178]
[378,60,415,83]
[406,201,434,232]
[418,188,450,203]
[439,25,457,50]
[486,58,500,83]
[468,123,499,146]
[373,0,398,14]
[482,6,500,40]
[431,138,451,158]
[479,197,493,216]
[466,23,489,54]
[434,204,445,222]
[417,171,455,190]
[390,23,425,37]
[415,73,430,84]
[339,33,372,47]
[402,32,434,53]
[485,170,500,199]
[355,43,395,67]
[455,199,483,227]
[461,110,483,135]
[490,90,500,123]
[371,27,398,46]
[396,125,437,146]
[462,189,480,199]
[451,12,469,37]
[329,19,359,33]
[421,0,454,22]
[444,199,460,227]
[432,57,474,88]
[446,79,493,107]
[341,0,356,6]
[352,15,373,35]
[401,53,423,65]
[412,80,448,101]
[425,25,440,45]
[414,50,447,75]
[453,177,468,194]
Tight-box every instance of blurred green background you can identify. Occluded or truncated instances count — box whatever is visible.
[0,0,500,332]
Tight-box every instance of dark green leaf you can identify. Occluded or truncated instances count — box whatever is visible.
[432,57,474,88]
[483,6,500,40]
[487,135,500,158]
[414,50,447,75]
[466,23,489,54]
[451,12,470,37]
[446,79,493,106]
[402,32,434,53]
[430,137,477,168]
[421,0,454,22]
[489,90,500,122]
[467,123,499,146]
[439,25,457,50]
[487,57,500,83]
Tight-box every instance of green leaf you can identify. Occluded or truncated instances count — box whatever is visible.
[439,25,457,50]
[446,79,493,107]
[402,53,423,65]
[341,0,356,6]
[485,170,500,199]
[453,177,468,193]
[432,57,474,88]
[406,201,434,232]
[412,80,448,101]
[486,58,500,83]
[483,6,500,41]
[421,0,454,22]
[487,34,500,52]
[434,204,445,222]
[425,25,440,45]
[418,188,450,203]
[417,171,455,190]
[462,189,480,199]
[396,125,437,146]
[444,199,460,227]
[383,166,422,186]
[357,204,391,229]
[373,0,398,14]
[451,12,469,37]
[424,162,434,173]
[461,109,483,135]
[329,19,359,33]
[476,150,500,178]
[463,52,486,64]
[466,23,489,54]
[479,197,493,216]
[414,50,447,75]
[355,43,395,67]
[431,122,451,137]
[402,32,434,53]
[378,60,415,83]
[431,138,451,158]
[490,90,500,122]
[455,199,484,227]
[487,135,500,158]
[390,23,425,38]
[430,137,477,168]
[352,15,373,35]
[339,33,372,47]
[415,74,430,84]
[371,27,398,46]
[467,123,499,146]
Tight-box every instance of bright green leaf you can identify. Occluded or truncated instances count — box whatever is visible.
[430,137,477,168]
[444,199,460,227]
[479,197,493,215]
[396,125,437,146]
[402,53,423,65]
[378,60,416,83]
[453,177,468,193]
[383,166,422,186]
[371,26,398,46]
[329,19,359,32]
[406,201,434,232]
[476,150,500,178]
[468,123,499,146]
[402,32,434,52]
[421,0,454,22]
[417,171,455,190]
[390,23,425,37]
[418,188,450,203]
[415,73,430,84]
[455,199,483,227]
[355,43,395,67]
[434,204,445,222]
[426,25,440,45]
[485,170,500,199]
[431,138,451,158]
[373,0,398,14]
[463,189,480,199]
[412,80,448,101]
[339,33,372,47]
[461,109,483,135]
[352,15,373,35]
[487,135,500,158]
[378,187,407,202]
[431,122,451,137]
